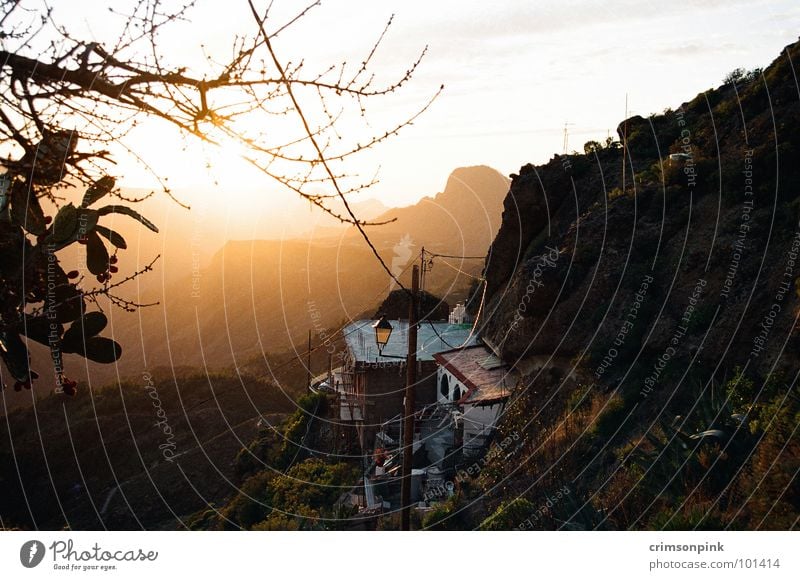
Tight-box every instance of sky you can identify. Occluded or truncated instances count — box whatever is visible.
[35,0,800,234]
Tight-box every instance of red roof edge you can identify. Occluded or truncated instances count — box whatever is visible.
[434,347,516,406]
[435,353,480,404]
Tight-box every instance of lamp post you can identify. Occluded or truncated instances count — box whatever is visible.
[372,265,419,530]
[372,315,393,355]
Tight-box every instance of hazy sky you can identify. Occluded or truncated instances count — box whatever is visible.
[44,0,800,228]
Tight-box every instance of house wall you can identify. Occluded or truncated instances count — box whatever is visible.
[462,402,504,443]
[435,366,504,443]
[416,361,439,406]
[358,361,405,424]
[355,360,438,450]
[436,366,467,404]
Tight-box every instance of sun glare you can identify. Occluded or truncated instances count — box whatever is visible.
[204,135,254,175]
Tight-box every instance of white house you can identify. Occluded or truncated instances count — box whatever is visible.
[448,302,470,325]
[433,345,516,450]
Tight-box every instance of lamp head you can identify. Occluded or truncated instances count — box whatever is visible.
[372,315,393,353]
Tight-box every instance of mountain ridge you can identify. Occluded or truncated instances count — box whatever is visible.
[465,37,800,530]
[4,165,510,411]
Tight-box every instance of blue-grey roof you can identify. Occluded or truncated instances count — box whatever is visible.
[344,319,477,362]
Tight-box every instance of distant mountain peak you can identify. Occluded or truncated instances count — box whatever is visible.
[437,165,510,203]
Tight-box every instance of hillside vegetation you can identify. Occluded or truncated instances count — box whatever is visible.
[0,369,295,529]
[458,39,800,530]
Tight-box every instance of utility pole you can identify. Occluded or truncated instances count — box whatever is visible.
[622,94,628,194]
[307,329,312,392]
[420,246,425,292]
[401,265,419,531]
[420,246,433,294]
[562,121,574,154]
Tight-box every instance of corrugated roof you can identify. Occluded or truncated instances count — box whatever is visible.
[344,319,477,362]
[477,354,504,370]
[434,345,516,404]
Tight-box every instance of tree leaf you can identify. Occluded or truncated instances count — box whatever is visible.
[96,205,158,233]
[85,231,109,275]
[81,176,115,207]
[0,331,30,381]
[75,208,98,237]
[63,312,108,349]
[51,203,78,242]
[49,207,97,250]
[61,329,82,354]
[94,224,127,249]
[82,312,108,336]
[20,315,60,346]
[48,284,84,323]
[81,336,122,364]
[53,283,84,323]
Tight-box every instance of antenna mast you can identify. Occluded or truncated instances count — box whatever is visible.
[622,94,628,194]
[562,121,575,154]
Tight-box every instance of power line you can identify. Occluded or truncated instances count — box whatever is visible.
[435,257,483,280]
[418,246,488,349]
[182,244,489,413]
[461,278,488,348]
[423,277,486,351]
[420,248,485,292]
[425,250,485,260]
[424,318,458,349]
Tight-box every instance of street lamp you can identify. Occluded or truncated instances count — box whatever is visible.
[371,269,419,531]
[372,315,393,354]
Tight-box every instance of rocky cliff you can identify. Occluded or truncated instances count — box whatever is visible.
[483,40,800,380]
[466,39,800,530]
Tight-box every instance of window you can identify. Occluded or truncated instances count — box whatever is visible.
[440,374,449,399]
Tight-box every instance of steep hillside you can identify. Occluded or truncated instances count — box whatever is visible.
[483,45,800,373]
[0,369,294,530]
[466,39,800,530]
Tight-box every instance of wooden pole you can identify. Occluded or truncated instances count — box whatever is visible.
[401,265,419,530]
[420,246,425,293]
[307,329,312,392]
